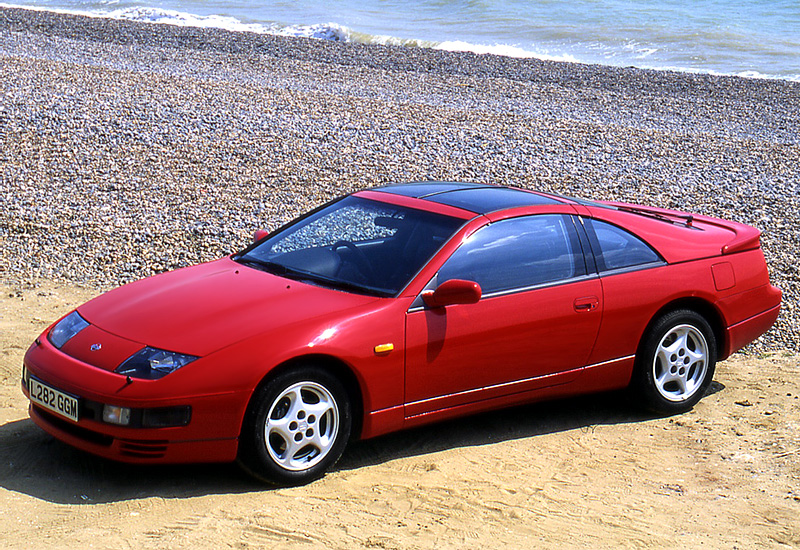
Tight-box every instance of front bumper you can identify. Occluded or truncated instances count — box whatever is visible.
[22,337,248,464]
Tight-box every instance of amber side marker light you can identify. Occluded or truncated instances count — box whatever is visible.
[374,343,394,355]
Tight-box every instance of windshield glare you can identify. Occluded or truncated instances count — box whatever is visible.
[238,197,465,296]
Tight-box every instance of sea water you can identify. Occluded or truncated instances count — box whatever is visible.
[2,0,799,81]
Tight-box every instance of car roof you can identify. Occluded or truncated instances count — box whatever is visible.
[371,181,565,214]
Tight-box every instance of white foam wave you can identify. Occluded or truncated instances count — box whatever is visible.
[104,6,269,33]
[356,33,437,48]
[636,63,800,82]
[272,22,351,42]
[0,2,260,32]
[435,40,580,63]
[735,70,800,82]
[0,3,360,41]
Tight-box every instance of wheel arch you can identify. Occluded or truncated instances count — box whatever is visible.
[242,353,365,441]
[638,297,726,360]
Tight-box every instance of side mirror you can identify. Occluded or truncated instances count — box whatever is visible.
[253,229,270,242]
[422,279,482,308]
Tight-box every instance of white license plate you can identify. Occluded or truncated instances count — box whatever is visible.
[28,376,79,423]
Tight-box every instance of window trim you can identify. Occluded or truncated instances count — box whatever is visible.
[408,272,602,313]
[410,213,592,311]
[580,217,665,274]
[477,272,599,300]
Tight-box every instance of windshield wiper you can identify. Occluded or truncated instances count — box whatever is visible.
[236,255,393,297]
[303,276,394,297]
[235,256,291,275]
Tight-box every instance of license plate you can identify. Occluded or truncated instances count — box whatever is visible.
[28,376,79,423]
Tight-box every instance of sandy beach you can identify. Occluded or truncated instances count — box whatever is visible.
[1,6,799,548]
[1,284,799,548]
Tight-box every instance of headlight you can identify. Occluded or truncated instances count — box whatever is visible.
[49,311,90,349]
[115,347,198,380]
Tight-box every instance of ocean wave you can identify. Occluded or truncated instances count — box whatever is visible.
[272,22,352,42]
[434,40,580,63]
[0,3,578,63]
[105,6,269,33]
[635,63,800,82]
[1,3,797,82]
[734,70,800,82]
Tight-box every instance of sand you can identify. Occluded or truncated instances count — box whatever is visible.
[1,283,799,548]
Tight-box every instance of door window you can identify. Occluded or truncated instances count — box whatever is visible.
[437,215,586,295]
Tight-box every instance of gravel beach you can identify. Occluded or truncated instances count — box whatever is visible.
[1,6,798,351]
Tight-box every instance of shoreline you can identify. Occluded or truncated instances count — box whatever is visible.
[3,5,800,92]
[2,3,799,82]
[1,6,798,352]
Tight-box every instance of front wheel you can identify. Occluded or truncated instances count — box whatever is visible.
[632,310,717,415]
[238,367,352,485]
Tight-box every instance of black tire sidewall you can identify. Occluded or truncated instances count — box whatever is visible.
[238,366,352,486]
[633,309,717,415]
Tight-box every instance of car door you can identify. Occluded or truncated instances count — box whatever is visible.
[404,214,603,418]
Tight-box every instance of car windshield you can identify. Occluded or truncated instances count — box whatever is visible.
[236,196,466,296]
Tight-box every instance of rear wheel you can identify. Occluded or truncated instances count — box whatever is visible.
[632,310,717,414]
[238,366,351,485]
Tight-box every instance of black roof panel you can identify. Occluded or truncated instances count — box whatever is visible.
[376,181,491,198]
[373,182,564,213]
[424,187,563,213]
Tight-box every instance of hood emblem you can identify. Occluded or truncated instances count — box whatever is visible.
[90,343,102,351]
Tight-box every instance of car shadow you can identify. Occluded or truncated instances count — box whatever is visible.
[0,383,724,505]
[338,380,724,472]
[339,390,640,471]
[0,417,256,505]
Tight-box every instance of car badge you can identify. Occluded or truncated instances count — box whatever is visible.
[90,343,102,351]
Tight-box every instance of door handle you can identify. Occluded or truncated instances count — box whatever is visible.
[574,296,599,312]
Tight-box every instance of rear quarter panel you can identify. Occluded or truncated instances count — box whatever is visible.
[588,249,778,375]
[586,204,758,264]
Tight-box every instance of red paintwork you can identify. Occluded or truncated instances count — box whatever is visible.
[22,185,782,466]
[405,277,603,417]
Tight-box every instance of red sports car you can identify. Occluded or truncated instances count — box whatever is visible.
[22,182,781,485]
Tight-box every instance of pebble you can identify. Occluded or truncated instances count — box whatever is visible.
[0,7,798,353]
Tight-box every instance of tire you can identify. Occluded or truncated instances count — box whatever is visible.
[238,366,352,486]
[632,309,717,415]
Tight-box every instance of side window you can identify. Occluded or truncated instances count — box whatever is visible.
[437,215,586,295]
[585,219,661,272]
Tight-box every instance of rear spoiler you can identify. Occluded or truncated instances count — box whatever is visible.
[691,214,762,255]
[721,230,761,255]
[599,200,762,255]
[601,201,696,227]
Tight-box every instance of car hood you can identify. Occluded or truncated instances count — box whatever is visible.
[77,257,381,356]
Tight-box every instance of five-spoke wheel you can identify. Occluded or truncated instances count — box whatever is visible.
[652,324,709,402]
[265,381,339,471]
[238,367,351,486]
[632,309,717,414]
